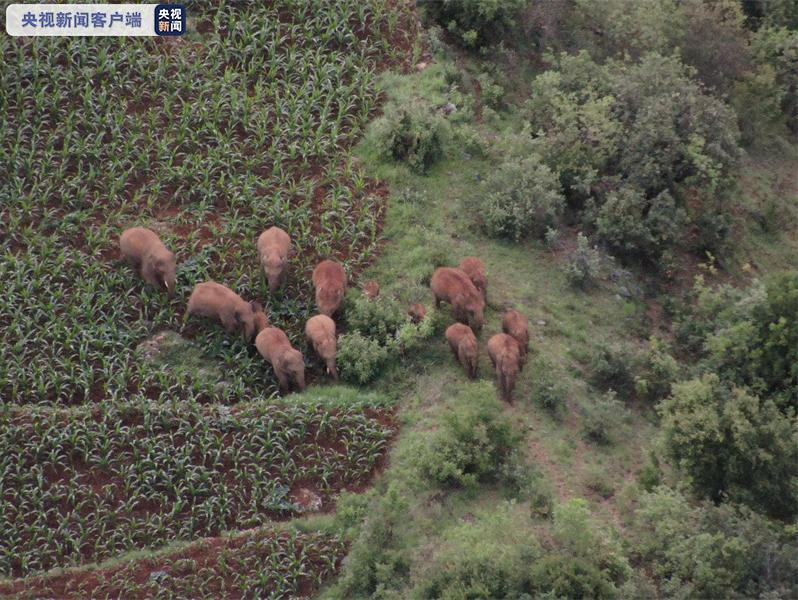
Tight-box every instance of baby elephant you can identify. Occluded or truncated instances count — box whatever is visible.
[459,256,487,303]
[305,314,338,380]
[312,260,346,317]
[502,309,529,363]
[257,226,291,294]
[408,303,427,324]
[445,323,479,379]
[431,267,485,330]
[256,327,306,394]
[119,227,176,296]
[184,281,268,342]
[488,333,521,403]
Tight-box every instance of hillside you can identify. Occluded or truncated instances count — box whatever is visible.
[3,1,798,598]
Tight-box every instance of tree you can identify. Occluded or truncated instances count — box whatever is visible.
[660,374,798,519]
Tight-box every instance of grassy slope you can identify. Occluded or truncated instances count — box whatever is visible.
[322,42,798,596]
[321,62,657,596]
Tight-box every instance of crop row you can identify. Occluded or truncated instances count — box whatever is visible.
[0,528,347,599]
[0,401,394,577]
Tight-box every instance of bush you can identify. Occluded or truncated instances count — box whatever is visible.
[476,72,505,108]
[420,0,526,49]
[345,294,407,345]
[374,102,448,174]
[696,272,798,411]
[590,186,686,259]
[529,51,741,261]
[336,483,411,597]
[581,391,625,445]
[588,343,638,395]
[529,358,568,418]
[660,374,798,519]
[416,505,540,599]
[533,498,630,594]
[632,487,798,598]
[529,555,618,599]
[565,232,604,289]
[416,384,521,488]
[337,332,389,385]
[634,337,680,404]
[480,155,565,241]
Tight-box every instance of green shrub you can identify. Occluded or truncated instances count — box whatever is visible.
[374,102,448,174]
[581,391,625,445]
[529,51,741,261]
[416,384,521,488]
[588,343,638,395]
[659,374,798,519]
[565,233,604,289]
[584,465,615,499]
[337,332,389,385]
[529,555,618,599]
[416,505,540,599]
[480,155,565,241]
[420,0,526,49]
[476,72,505,108]
[690,272,798,411]
[634,337,680,404]
[345,294,407,345]
[632,487,798,598]
[752,26,798,136]
[589,186,686,258]
[529,358,568,418]
[336,483,411,597]
[530,498,630,596]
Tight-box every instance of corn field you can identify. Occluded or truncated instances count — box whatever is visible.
[0,0,417,404]
[0,401,393,577]
[0,0,417,586]
[0,528,347,599]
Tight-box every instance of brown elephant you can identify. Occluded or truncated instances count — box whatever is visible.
[445,323,479,379]
[502,309,529,363]
[305,314,338,380]
[119,227,176,296]
[312,260,346,317]
[255,327,306,394]
[257,226,291,294]
[487,333,521,403]
[408,303,427,324]
[459,256,487,303]
[430,267,485,330]
[363,280,380,299]
[184,281,268,342]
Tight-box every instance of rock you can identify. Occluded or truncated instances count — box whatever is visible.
[416,61,428,71]
[149,571,169,583]
[536,320,546,326]
[292,487,323,512]
[442,102,457,115]
[618,286,632,299]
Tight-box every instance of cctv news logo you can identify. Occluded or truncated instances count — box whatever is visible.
[6,3,186,36]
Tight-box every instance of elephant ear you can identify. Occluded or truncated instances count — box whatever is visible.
[234,309,243,324]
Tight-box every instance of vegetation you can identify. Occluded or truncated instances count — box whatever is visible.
[0,400,393,576]
[0,529,347,599]
[5,0,798,597]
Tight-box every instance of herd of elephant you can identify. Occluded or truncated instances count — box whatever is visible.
[119,225,529,400]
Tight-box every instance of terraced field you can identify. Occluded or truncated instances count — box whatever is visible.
[0,0,416,589]
[0,528,347,599]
